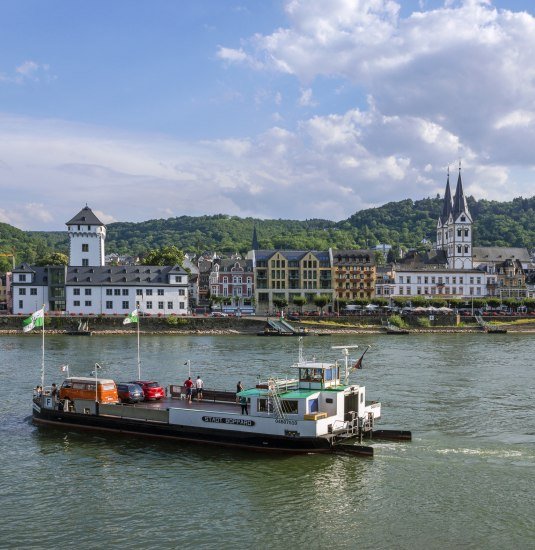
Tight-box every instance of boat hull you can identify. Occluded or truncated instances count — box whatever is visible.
[32,405,334,453]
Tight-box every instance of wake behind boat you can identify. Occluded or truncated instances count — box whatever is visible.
[32,341,411,456]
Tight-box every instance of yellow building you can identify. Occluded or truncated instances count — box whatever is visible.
[251,250,334,314]
[333,249,376,301]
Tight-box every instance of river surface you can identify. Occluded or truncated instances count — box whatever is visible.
[0,333,534,549]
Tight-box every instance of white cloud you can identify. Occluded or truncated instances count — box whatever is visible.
[1,60,53,84]
[216,46,249,63]
[298,88,317,107]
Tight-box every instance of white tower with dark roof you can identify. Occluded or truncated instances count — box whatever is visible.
[436,164,473,270]
[66,206,106,267]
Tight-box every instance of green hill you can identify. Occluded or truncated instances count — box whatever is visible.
[1,195,533,270]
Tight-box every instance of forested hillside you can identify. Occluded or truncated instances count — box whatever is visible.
[1,195,533,271]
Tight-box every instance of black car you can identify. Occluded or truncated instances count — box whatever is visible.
[116,383,144,404]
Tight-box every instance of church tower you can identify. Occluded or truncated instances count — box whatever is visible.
[448,163,473,269]
[251,225,259,250]
[66,206,106,267]
[436,168,452,251]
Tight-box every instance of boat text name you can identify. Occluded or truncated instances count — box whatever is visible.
[202,416,255,427]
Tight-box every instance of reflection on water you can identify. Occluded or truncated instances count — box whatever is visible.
[0,333,534,548]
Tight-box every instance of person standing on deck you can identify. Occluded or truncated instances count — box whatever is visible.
[195,376,204,401]
[236,381,243,403]
[239,395,248,415]
[184,377,194,403]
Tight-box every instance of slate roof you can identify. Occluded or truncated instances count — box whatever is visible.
[473,247,531,263]
[254,249,331,262]
[66,206,105,226]
[13,265,187,286]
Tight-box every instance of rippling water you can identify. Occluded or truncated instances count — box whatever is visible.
[0,333,534,549]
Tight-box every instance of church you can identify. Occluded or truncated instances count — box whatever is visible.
[386,166,499,299]
[11,206,189,316]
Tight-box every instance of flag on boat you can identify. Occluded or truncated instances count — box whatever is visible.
[22,307,45,333]
[60,365,69,372]
[123,309,139,325]
[353,346,370,370]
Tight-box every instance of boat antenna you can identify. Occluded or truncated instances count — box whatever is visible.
[331,345,359,384]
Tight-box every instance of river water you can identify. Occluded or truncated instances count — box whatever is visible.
[0,333,534,549]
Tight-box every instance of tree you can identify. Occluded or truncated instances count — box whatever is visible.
[34,252,69,266]
[292,295,307,313]
[313,294,330,314]
[272,297,288,313]
[141,245,184,266]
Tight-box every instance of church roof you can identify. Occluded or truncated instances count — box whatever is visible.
[66,206,105,226]
[440,172,453,223]
[452,169,470,219]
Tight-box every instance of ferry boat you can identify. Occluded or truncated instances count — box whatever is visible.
[32,343,410,456]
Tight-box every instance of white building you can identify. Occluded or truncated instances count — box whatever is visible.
[12,206,189,316]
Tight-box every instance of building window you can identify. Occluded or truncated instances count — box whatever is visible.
[167,301,173,309]
[114,289,120,296]
[19,274,27,282]
[30,288,37,295]
[175,276,182,283]
[178,289,185,296]
[136,289,143,296]
[74,300,80,306]
[106,301,113,309]
[146,301,152,309]
[19,300,23,308]
[82,259,89,266]
[85,289,91,295]
[146,289,153,296]
[464,245,469,253]
[158,301,164,309]
[157,289,164,296]
[85,300,91,306]
[122,301,129,309]
[105,289,112,295]
[457,246,462,253]
[82,244,89,252]
[74,288,81,296]
[122,289,129,296]
[19,288,26,295]
[179,302,185,309]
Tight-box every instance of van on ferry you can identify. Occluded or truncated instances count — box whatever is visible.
[59,377,119,403]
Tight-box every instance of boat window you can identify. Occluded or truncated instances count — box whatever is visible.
[61,381,72,388]
[326,398,333,404]
[360,393,364,403]
[257,398,273,413]
[281,400,298,415]
[73,383,86,390]
[101,383,115,391]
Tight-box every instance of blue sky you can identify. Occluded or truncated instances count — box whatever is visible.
[1,0,534,230]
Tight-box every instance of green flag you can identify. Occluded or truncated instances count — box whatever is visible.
[22,307,45,333]
[123,309,139,325]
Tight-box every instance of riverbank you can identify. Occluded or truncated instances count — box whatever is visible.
[1,316,534,335]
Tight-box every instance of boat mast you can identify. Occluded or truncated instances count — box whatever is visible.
[331,345,359,384]
[137,302,141,379]
[41,304,45,389]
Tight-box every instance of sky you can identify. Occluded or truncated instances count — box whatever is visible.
[1,0,534,231]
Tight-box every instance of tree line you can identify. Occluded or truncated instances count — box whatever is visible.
[1,195,533,272]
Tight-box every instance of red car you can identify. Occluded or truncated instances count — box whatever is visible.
[129,380,165,401]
